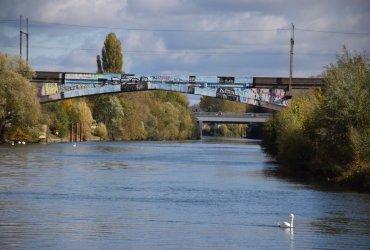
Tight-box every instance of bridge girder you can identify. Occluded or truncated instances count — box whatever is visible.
[32,72,322,111]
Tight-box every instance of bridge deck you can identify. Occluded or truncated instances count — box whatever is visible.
[32,71,323,111]
[194,112,272,124]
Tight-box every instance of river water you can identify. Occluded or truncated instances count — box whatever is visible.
[0,139,369,249]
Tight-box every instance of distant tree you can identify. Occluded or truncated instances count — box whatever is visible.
[92,32,124,138]
[97,32,123,73]
[96,55,103,73]
[199,96,247,112]
[0,53,41,142]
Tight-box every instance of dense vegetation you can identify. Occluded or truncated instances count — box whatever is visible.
[262,48,370,192]
[0,53,41,142]
[0,53,196,142]
[0,32,196,142]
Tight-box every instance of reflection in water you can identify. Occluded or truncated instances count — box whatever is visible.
[0,141,370,249]
[280,227,294,250]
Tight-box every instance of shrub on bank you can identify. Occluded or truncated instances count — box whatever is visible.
[262,48,370,192]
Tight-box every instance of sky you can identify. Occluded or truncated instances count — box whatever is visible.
[1,0,369,78]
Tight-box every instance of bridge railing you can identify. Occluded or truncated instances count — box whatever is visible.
[193,112,273,118]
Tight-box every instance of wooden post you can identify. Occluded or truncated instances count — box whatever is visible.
[79,123,83,142]
[70,123,74,143]
[75,123,79,143]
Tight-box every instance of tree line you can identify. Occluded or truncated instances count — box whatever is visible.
[0,32,197,142]
[262,48,370,192]
[0,32,250,143]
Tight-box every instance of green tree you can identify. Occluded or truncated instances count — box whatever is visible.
[261,48,370,191]
[98,32,123,73]
[91,95,124,140]
[92,32,124,138]
[0,53,41,142]
[42,102,70,138]
[310,48,370,179]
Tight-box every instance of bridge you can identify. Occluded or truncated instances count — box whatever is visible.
[193,112,272,138]
[194,112,272,124]
[32,71,323,111]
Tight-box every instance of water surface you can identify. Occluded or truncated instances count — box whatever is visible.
[0,139,369,249]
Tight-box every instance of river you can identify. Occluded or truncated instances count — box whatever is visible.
[0,139,369,249]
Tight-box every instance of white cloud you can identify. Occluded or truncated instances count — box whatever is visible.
[0,0,369,77]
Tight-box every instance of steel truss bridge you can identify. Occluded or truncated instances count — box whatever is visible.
[32,72,323,111]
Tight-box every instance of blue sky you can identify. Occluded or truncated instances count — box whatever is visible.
[1,0,369,78]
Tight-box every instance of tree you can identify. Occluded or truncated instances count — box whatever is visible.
[261,48,370,191]
[98,32,123,73]
[75,100,94,140]
[91,95,124,140]
[0,53,41,142]
[92,32,124,138]
[200,96,247,112]
[96,55,103,73]
[310,48,370,177]
[42,101,71,138]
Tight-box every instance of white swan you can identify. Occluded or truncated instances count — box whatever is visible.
[278,213,294,228]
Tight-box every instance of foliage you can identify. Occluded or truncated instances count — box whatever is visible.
[118,91,196,140]
[75,100,94,140]
[0,53,41,142]
[98,32,123,73]
[310,48,370,175]
[199,96,247,113]
[94,122,108,140]
[261,48,370,191]
[42,101,71,138]
[90,95,124,140]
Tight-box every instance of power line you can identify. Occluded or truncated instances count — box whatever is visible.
[296,28,370,36]
[0,19,286,32]
[2,45,348,57]
[29,20,289,33]
[2,19,369,36]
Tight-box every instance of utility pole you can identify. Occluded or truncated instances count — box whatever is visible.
[287,23,295,99]
[19,16,29,65]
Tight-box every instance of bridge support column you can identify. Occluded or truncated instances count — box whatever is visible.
[197,121,203,139]
[240,126,248,138]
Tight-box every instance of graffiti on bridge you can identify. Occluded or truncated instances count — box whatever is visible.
[36,73,288,107]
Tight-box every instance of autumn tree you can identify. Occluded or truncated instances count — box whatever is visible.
[199,96,247,112]
[0,53,41,142]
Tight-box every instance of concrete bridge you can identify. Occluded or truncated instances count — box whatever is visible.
[32,71,323,111]
[194,112,272,124]
[193,112,272,138]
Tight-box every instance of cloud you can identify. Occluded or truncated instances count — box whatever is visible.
[0,0,369,77]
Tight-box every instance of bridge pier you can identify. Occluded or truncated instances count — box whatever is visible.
[240,126,248,138]
[197,121,203,139]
